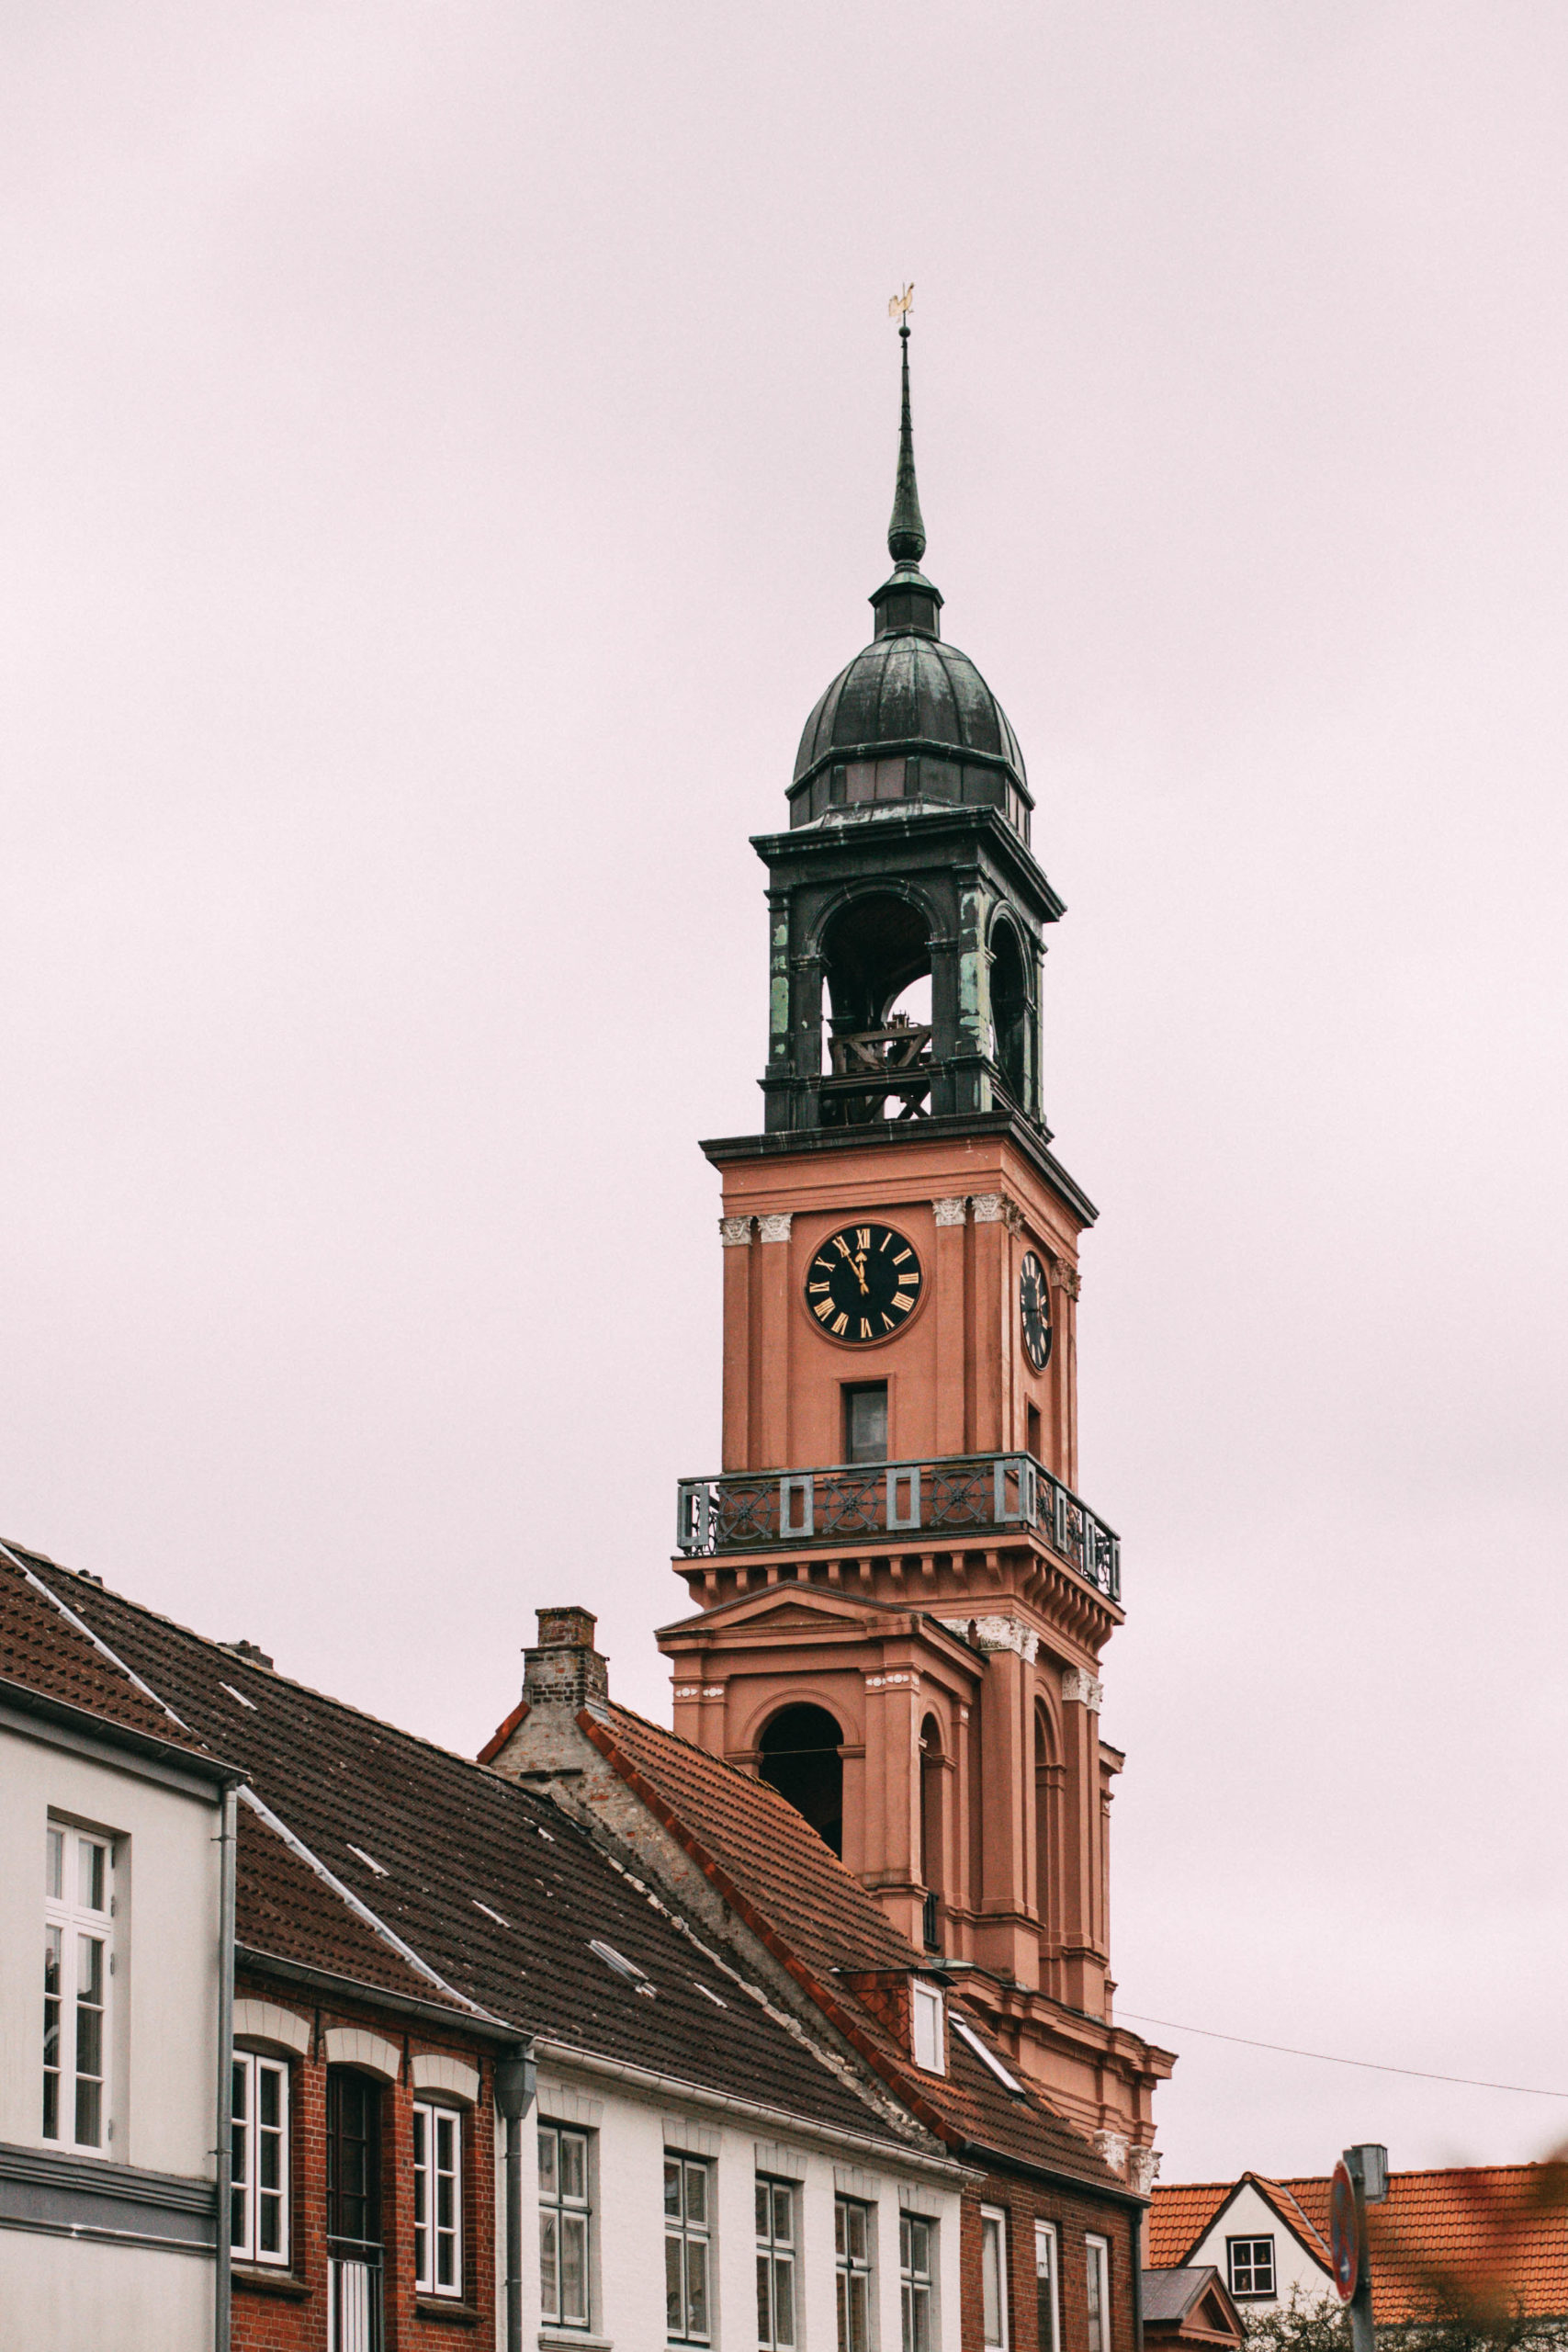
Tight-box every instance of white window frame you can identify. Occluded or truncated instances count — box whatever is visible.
[43,1821,114,2154]
[412,2099,462,2298]
[835,2193,874,2352]
[665,2152,714,2346]
[1033,2221,1061,2352]
[980,2204,1010,2351]
[911,1980,945,2074]
[231,2051,290,2266]
[900,2210,937,2352]
[756,2173,798,2350]
[1085,2233,1111,2352]
[1226,2233,1277,2300]
[538,2121,592,2329]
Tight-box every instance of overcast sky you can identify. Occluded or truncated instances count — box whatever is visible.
[6,1,1568,2184]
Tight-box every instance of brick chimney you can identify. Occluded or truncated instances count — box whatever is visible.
[523,1607,609,1713]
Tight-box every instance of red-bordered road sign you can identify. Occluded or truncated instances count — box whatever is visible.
[1330,2160,1360,2301]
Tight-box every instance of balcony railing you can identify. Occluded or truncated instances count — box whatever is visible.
[675,1452,1120,1602]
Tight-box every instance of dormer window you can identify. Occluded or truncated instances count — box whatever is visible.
[911,1980,945,2075]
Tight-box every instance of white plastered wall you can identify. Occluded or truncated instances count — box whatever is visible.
[1188,2180,1335,2312]
[506,2069,966,2352]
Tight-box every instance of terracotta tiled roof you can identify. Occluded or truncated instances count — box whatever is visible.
[17,1547,933,2151]
[1153,2165,1568,2321]
[586,1700,1127,2195]
[0,1544,216,1760]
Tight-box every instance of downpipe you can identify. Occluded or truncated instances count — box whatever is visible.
[493,2047,536,2352]
[214,1782,239,2352]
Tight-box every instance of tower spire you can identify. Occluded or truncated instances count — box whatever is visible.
[887,298,927,566]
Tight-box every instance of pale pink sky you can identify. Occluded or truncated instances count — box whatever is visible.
[5,3,1567,2180]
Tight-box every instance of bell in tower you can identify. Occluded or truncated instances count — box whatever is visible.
[660,310,1162,2164]
[761,315,1061,1136]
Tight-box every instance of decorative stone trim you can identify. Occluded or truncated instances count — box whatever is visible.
[1055,1263,1082,1300]
[411,2053,480,2106]
[864,1670,918,1690]
[663,2117,721,2158]
[1094,2129,1130,2177]
[1061,1667,1105,1712]
[758,1214,794,1243]
[321,2027,400,2081]
[673,1684,701,1700]
[719,1217,753,1248]
[931,1196,968,1227]
[702,1684,725,1699]
[833,2165,883,2201]
[935,1613,1039,1663]
[898,2179,944,2218]
[1127,2145,1162,2195]
[969,1193,1007,1224]
[753,2140,807,2180]
[536,2081,604,2128]
[232,1998,310,2057]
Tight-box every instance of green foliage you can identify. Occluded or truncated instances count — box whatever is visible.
[1239,2288,1568,2352]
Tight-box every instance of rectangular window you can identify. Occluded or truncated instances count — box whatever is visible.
[836,2196,874,2352]
[912,1981,945,2074]
[413,2102,462,2297]
[1033,2221,1060,2352]
[665,2154,713,2344]
[231,2052,290,2265]
[900,2212,934,2352]
[843,1383,888,1465]
[1227,2235,1276,2299]
[43,1822,113,2151]
[1085,2235,1111,2352]
[756,2176,797,2350]
[539,2124,591,2329]
[981,2206,1009,2350]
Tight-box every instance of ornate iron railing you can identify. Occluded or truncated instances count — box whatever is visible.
[674,1452,1120,1601]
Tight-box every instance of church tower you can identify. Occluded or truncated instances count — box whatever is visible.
[660,322,1168,2166]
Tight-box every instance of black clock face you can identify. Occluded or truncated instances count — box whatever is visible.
[1019,1250,1053,1371]
[805,1223,924,1345]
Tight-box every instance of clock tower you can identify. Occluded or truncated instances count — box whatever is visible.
[660,323,1168,2167]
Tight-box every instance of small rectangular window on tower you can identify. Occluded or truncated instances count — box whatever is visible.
[1025,1401,1042,1463]
[843,1383,888,1465]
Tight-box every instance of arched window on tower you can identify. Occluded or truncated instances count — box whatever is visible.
[819,893,933,1124]
[759,1705,844,1858]
[990,920,1031,1112]
[919,1714,945,1953]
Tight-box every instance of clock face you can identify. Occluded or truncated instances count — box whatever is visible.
[1019,1250,1053,1371]
[805,1223,924,1345]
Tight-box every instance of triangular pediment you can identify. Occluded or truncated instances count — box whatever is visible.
[660,1582,924,1639]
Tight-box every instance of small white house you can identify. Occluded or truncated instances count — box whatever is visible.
[0,1549,233,2352]
[1151,2173,1337,2313]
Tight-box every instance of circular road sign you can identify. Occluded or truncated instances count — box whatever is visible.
[1329,2161,1360,2302]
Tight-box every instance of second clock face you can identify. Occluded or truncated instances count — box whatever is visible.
[1019,1250,1053,1371]
[806,1223,923,1344]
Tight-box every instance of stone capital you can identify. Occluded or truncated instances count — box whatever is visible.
[1127,2145,1161,2196]
[1055,1261,1082,1300]
[931,1196,968,1227]
[937,1611,1039,1664]
[969,1193,1007,1225]
[758,1213,794,1244]
[718,1216,753,1249]
[1060,1666,1105,1712]
[1094,2129,1130,2177]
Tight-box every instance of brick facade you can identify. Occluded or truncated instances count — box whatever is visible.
[231,1973,496,2352]
[960,2170,1141,2352]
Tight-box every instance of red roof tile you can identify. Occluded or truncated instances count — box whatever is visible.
[0,1544,215,1760]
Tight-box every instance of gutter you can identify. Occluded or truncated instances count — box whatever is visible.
[953,2138,1151,2212]
[231,1945,522,2043]
[0,1673,237,1786]
[530,2039,976,2187]
[215,1782,238,2352]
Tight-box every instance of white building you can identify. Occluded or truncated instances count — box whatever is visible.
[0,1546,233,2352]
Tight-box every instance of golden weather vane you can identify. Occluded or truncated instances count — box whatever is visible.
[888,283,914,325]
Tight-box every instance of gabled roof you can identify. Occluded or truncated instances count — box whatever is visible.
[0,1543,220,1767]
[16,1545,938,2154]
[1141,2264,1243,2341]
[578,1698,1129,2196]
[1152,2164,1568,2322]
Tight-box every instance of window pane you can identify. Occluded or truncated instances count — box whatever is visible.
[686,2236,709,2335]
[560,2131,586,2202]
[982,2217,1003,2345]
[667,2233,684,2334]
[540,2209,558,2317]
[756,2180,770,2239]
[758,2253,772,2340]
[774,2253,795,2345]
[74,2075,102,2146]
[561,2209,588,2321]
[47,1826,63,1899]
[666,2157,682,2219]
[849,2271,871,2352]
[79,1838,105,1911]
[260,2192,281,2256]
[685,2161,707,2227]
[773,2184,793,2242]
[538,2128,557,2197]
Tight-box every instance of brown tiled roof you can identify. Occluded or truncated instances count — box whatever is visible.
[17,1547,931,2152]
[235,1803,470,2010]
[1152,2165,1568,2321]
[586,1701,1126,2195]
[0,1544,215,1760]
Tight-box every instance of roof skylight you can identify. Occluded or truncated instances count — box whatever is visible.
[951,2010,1025,2095]
[590,1938,656,1996]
